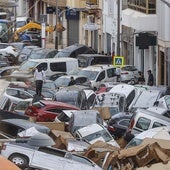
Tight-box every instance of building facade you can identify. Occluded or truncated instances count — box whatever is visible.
[13,0,170,85]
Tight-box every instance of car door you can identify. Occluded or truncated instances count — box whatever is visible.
[75,77,88,84]
[106,68,117,82]
[31,148,66,169]
[94,70,105,88]
[6,88,33,100]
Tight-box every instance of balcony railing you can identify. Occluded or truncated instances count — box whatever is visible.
[128,0,156,14]
[86,0,99,9]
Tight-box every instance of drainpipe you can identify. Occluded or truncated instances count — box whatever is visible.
[55,0,58,50]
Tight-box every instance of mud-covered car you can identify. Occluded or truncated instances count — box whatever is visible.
[1,136,102,170]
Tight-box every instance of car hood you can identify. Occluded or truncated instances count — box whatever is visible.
[10,70,33,78]
[90,137,120,148]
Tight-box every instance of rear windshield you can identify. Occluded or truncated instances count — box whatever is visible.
[32,101,45,108]
[78,56,112,67]
[55,51,71,58]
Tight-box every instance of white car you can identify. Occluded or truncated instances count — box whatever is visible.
[1,137,102,170]
[0,45,19,58]
[126,126,170,148]
[77,64,117,89]
[75,123,120,148]
[120,65,140,84]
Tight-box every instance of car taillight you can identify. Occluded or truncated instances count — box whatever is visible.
[128,118,135,132]
[121,72,129,75]
[1,144,6,150]
[108,126,116,132]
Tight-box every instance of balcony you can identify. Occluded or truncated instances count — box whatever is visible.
[86,0,99,9]
[66,0,86,9]
[42,0,66,7]
[127,0,156,14]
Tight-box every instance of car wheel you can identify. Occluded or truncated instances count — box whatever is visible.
[9,154,29,169]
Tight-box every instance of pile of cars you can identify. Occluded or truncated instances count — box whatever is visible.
[0,43,170,169]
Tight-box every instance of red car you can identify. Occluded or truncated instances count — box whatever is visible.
[25,100,79,122]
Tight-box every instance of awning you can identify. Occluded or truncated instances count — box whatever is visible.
[83,23,99,31]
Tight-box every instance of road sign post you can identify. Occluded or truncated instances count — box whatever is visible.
[113,56,124,67]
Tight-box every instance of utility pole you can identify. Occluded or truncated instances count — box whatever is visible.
[55,0,58,50]
[117,0,120,56]
[160,0,170,85]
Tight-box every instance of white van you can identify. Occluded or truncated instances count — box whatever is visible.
[10,58,78,81]
[127,108,170,136]
[77,64,117,89]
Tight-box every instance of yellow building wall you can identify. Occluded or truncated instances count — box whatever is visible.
[66,0,86,8]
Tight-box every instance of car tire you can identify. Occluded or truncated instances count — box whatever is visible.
[9,154,29,169]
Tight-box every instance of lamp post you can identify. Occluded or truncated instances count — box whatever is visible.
[117,0,120,56]
[55,0,58,50]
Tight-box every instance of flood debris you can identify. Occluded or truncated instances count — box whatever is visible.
[102,138,170,170]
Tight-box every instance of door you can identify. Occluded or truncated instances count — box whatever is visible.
[68,20,79,46]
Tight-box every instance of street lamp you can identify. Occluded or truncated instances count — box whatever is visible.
[55,0,58,50]
[117,0,120,56]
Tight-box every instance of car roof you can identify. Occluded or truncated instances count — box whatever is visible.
[56,75,87,79]
[77,54,111,57]
[1,119,50,132]
[29,57,78,62]
[60,44,88,52]
[81,64,115,72]
[134,126,170,140]
[31,48,57,54]
[109,84,135,97]
[39,100,79,109]
[135,108,170,122]
[146,106,168,114]
[72,110,99,117]
[77,123,104,137]
[0,19,12,23]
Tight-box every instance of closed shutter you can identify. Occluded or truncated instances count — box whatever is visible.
[107,33,111,53]
[68,20,79,46]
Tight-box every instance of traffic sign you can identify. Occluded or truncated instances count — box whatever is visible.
[113,56,124,67]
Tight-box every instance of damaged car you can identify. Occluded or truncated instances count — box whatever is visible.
[1,134,102,170]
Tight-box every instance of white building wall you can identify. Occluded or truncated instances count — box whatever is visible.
[16,0,28,17]
[157,0,170,41]
[122,9,157,31]
[103,0,118,54]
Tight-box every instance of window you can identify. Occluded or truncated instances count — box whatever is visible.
[6,89,19,97]
[136,117,151,130]
[50,62,66,72]
[152,122,165,128]
[75,77,88,84]
[127,0,156,14]
[38,63,47,71]
[96,71,105,81]
[87,93,96,108]
[46,108,63,115]
[0,122,23,138]
[119,119,130,127]
[19,91,33,99]
[107,68,116,78]
[163,111,170,119]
